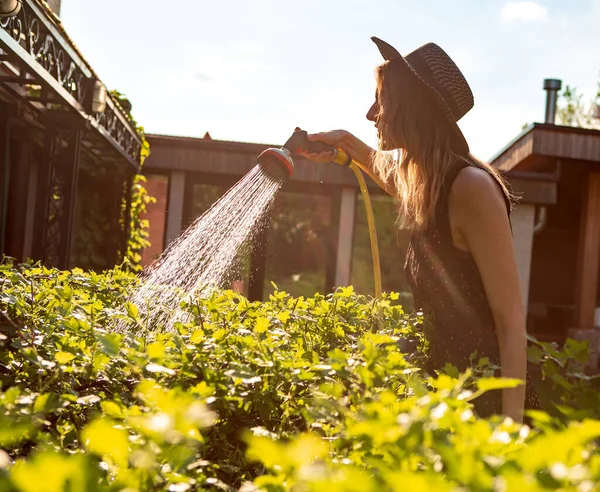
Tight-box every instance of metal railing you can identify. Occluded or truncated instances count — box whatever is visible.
[0,0,142,167]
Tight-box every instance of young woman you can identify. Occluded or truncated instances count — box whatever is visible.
[301,37,540,422]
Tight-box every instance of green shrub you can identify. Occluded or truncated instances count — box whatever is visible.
[0,260,599,491]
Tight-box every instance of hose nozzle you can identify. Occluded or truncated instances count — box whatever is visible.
[257,147,294,182]
[256,128,353,183]
[283,128,352,166]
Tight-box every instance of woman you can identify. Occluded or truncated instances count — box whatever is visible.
[301,37,539,422]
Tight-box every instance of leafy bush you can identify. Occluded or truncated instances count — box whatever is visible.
[1,261,600,491]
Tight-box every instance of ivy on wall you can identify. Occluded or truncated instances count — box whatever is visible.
[111,90,154,273]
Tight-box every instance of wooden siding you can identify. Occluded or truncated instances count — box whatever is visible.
[575,173,600,329]
[506,175,557,205]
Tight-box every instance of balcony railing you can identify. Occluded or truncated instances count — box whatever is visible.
[0,0,142,168]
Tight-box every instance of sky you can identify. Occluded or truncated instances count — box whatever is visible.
[60,0,600,161]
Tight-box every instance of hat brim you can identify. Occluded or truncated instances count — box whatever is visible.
[371,37,470,154]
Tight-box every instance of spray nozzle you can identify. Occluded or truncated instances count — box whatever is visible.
[257,128,353,182]
[257,147,294,181]
[283,128,352,166]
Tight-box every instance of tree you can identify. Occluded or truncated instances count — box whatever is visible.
[556,76,600,129]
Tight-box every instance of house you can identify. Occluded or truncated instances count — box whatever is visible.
[0,0,144,270]
[491,79,600,367]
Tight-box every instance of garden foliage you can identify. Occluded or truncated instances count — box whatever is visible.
[1,261,600,491]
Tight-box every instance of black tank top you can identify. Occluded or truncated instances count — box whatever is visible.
[404,160,540,416]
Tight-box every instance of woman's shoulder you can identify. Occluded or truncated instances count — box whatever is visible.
[450,165,510,216]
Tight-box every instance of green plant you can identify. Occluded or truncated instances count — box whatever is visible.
[1,261,600,491]
[109,89,154,273]
[123,173,155,272]
[527,335,600,421]
[556,79,600,130]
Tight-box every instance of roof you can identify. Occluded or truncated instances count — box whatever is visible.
[145,133,557,204]
[145,133,381,189]
[491,123,600,172]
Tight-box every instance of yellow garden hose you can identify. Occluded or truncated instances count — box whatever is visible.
[349,161,383,302]
[278,129,383,305]
[331,150,383,303]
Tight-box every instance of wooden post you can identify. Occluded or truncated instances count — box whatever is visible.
[248,216,270,302]
[575,173,600,330]
[0,119,10,256]
[325,188,341,293]
[22,164,38,260]
[57,129,82,270]
[510,204,536,312]
[334,187,357,287]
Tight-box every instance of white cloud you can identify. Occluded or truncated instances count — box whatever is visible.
[501,1,549,21]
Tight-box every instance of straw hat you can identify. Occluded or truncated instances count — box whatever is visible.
[371,37,473,153]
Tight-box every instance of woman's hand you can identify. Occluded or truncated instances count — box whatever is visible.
[299,130,350,164]
[307,130,350,147]
[299,129,395,197]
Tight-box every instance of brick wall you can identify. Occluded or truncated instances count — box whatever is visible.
[141,175,169,266]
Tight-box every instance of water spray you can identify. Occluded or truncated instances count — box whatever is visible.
[119,128,383,335]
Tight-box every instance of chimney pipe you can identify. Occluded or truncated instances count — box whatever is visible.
[543,78,562,124]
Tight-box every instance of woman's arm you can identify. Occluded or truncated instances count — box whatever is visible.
[451,167,527,423]
[304,131,396,197]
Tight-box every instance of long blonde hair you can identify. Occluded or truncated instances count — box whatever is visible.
[371,60,511,230]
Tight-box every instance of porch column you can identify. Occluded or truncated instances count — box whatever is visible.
[22,165,38,260]
[575,173,600,330]
[334,187,357,287]
[510,203,535,311]
[165,171,186,246]
[57,128,82,270]
[248,216,270,302]
[0,119,10,255]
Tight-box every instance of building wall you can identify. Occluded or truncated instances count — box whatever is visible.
[141,175,168,266]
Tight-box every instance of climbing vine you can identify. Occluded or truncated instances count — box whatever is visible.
[111,91,154,273]
[123,172,154,272]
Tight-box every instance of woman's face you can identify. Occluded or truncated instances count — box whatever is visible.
[366,88,401,150]
[366,92,379,129]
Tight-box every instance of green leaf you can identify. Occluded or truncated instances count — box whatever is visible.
[527,345,543,364]
[245,434,284,469]
[125,302,139,319]
[11,452,96,492]
[97,334,120,357]
[82,419,129,465]
[213,329,226,341]
[33,393,59,413]
[101,401,125,419]
[475,377,524,393]
[190,329,204,343]
[147,341,165,360]
[55,351,76,365]
[254,317,270,334]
